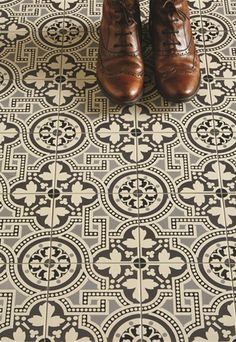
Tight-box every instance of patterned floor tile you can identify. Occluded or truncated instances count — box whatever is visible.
[0,133,57,188]
[46,108,138,136]
[136,190,230,259]
[0,106,61,134]
[52,136,139,187]
[49,189,141,262]
[135,102,216,133]
[45,263,142,342]
[0,47,65,83]
[0,259,49,341]
[201,24,236,54]
[135,132,221,193]
[0,189,54,230]
[140,262,236,341]
[60,51,97,77]
[205,50,236,78]
[0,217,52,263]
[222,196,236,233]
[200,1,236,31]
[225,230,236,269]
[0,0,65,15]
[217,157,236,189]
[137,216,230,264]
[1,0,236,340]
[0,294,48,342]
[62,0,103,20]
[50,225,141,264]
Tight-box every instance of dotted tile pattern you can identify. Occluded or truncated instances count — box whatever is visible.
[0,0,236,341]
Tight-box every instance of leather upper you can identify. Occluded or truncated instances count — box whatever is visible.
[150,0,201,101]
[97,0,144,104]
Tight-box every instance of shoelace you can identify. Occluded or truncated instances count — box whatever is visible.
[161,0,186,47]
[113,0,136,48]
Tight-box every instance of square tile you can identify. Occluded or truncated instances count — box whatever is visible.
[222,195,236,231]
[45,262,142,341]
[1,0,235,340]
[0,261,48,340]
[140,262,236,341]
[50,188,141,263]
[0,133,57,187]
[136,133,220,192]
[53,134,140,190]
[0,191,55,230]
[135,191,229,263]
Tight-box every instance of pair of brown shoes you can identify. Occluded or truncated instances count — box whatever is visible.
[96,0,201,105]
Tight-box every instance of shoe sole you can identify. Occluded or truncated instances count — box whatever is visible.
[97,78,143,106]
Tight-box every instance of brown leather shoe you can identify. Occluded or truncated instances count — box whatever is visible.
[150,0,201,102]
[97,0,144,105]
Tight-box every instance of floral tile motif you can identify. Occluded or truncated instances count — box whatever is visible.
[55,0,103,19]
[199,0,236,31]
[0,0,65,17]
[135,102,217,133]
[0,190,55,230]
[136,190,230,252]
[0,259,49,340]
[43,258,142,341]
[135,132,222,191]
[0,295,49,341]
[201,23,236,54]
[0,132,57,187]
[205,52,236,79]
[216,159,236,192]
[0,106,61,133]
[49,183,141,236]
[1,0,236,340]
[140,263,236,341]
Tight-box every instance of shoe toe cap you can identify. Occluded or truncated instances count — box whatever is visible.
[98,74,143,105]
[157,69,201,102]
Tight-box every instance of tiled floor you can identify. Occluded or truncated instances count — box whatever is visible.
[0,0,236,341]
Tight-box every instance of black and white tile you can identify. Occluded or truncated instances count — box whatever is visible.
[0,0,236,340]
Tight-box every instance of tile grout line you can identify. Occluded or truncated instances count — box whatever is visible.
[44,2,67,340]
[199,0,236,331]
[134,102,144,341]
[198,0,236,320]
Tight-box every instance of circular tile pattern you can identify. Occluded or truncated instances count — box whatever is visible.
[36,15,92,48]
[106,170,171,218]
[14,237,83,291]
[195,237,236,290]
[191,15,230,50]
[29,112,86,154]
[0,64,14,94]
[107,314,184,342]
[185,112,236,155]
